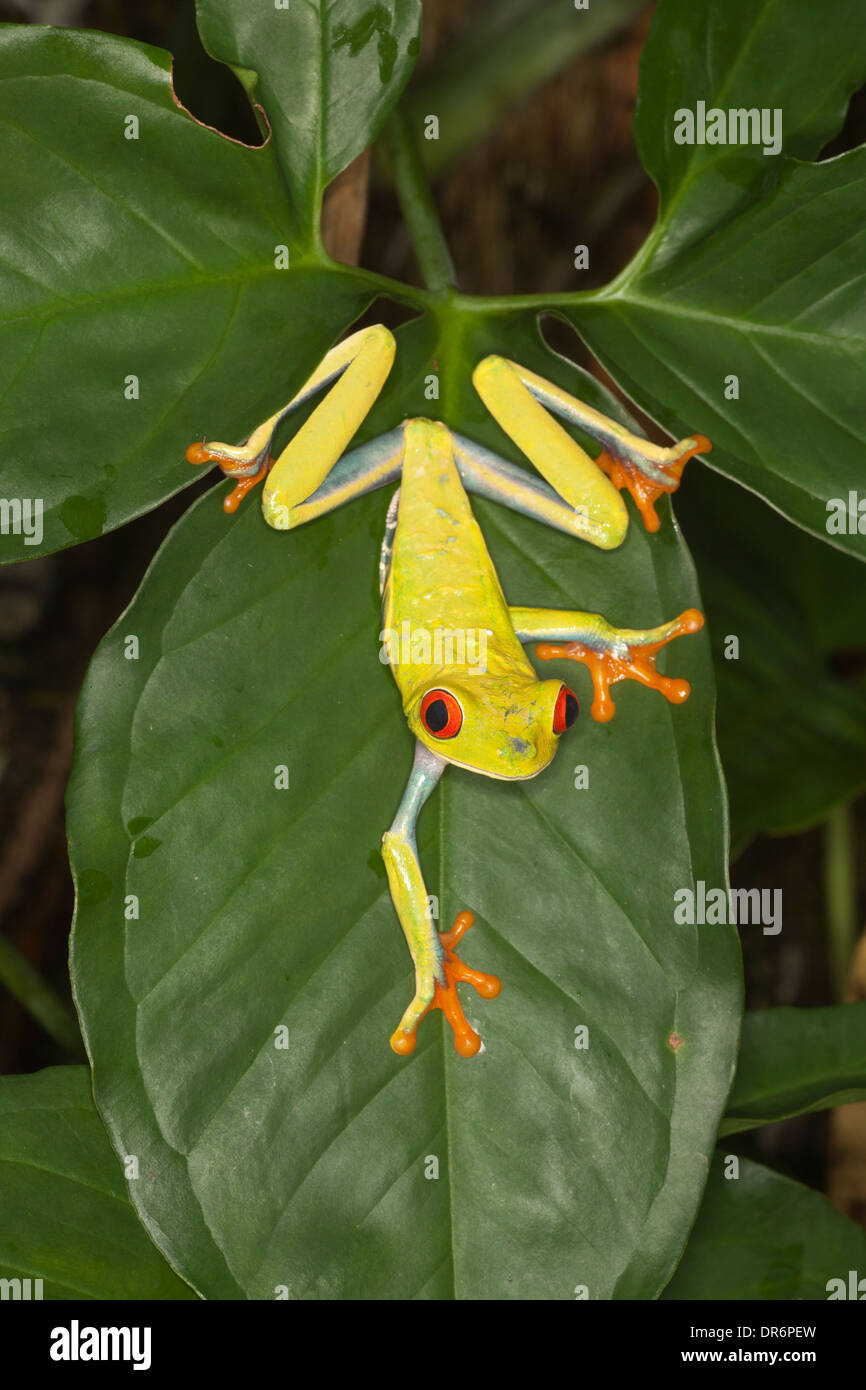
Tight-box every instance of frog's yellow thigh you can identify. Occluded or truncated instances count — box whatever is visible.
[451,432,609,546]
[273,429,405,532]
[473,354,709,534]
[263,324,397,527]
[471,355,627,548]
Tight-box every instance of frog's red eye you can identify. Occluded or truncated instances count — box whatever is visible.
[553,685,579,733]
[420,689,463,739]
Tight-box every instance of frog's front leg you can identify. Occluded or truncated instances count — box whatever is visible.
[383,742,501,1057]
[510,605,704,722]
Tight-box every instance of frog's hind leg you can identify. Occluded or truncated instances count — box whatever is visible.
[446,436,704,719]
[510,604,704,722]
[383,742,501,1058]
[453,432,612,545]
[185,324,397,516]
[472,355,711,534]
[281,428,405,532]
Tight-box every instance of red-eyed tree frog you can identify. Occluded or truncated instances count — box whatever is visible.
[186,326,710,1059]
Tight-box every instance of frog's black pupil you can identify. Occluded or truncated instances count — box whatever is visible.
[563,692,579,728]
[425,699,449,733]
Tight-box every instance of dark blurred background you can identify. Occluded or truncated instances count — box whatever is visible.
[1,0,864,1223]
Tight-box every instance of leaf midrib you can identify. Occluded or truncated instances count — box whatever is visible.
[0,261,300,331]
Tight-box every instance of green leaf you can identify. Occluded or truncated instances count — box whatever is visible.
[676,465,866,846]
[69,312,740,1300]
[636,0,866,240]
[663,1154,866,1299]
[721,1003,866,1137]
[195,0,421,232]
[569,0,866,559]
[0,21,387,562]
[0,1066,196,1299]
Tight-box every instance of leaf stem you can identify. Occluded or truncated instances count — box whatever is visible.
[384,106,457,295]
[824,801,858,1000]
[323,258,596,317]
[0,932,85,1057]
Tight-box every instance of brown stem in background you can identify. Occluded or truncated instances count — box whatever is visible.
[0,702,74,924]
[0,698,83,1056]
[321,149,371,267]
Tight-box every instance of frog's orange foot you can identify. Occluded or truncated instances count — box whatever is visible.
[597,435,711,533]
[537,608,704,723]
[390,911,501,1059]
[185,442,272,514]
[220,455,271,514]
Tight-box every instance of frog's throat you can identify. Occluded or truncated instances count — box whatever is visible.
[424,746,555,782]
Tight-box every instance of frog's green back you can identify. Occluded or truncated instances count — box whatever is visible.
[383,418,531,687]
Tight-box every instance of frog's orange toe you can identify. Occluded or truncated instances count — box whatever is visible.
[222,458,270,514]
[664,678,691,705]
[390,1029,418,1056]
[186,441,216,465]
[449,1022,482,1059]
[678,608,705,636]
[391,910,500,1060]
[439,908,475,951]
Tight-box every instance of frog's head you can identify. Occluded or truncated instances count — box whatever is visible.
[407,674,579,780]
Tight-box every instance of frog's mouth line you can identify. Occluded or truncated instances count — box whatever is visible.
[437,750,555,782]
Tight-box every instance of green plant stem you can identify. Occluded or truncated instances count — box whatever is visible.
[324,258,595,316]
[0,932,84,1057]
[824,802,858,1000]
[384,106,457,295]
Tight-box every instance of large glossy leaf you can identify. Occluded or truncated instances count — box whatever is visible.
[721,1004,866,1137]
[195,0,421,231]
[663,1154,866,1299]
[0,1066,195,1300]
[1,0,746,1300]
[569,0,866,559]
[69,314,740,1299]
[636,0,866,238]
[0,21,383,562]
[676,466,866,846]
